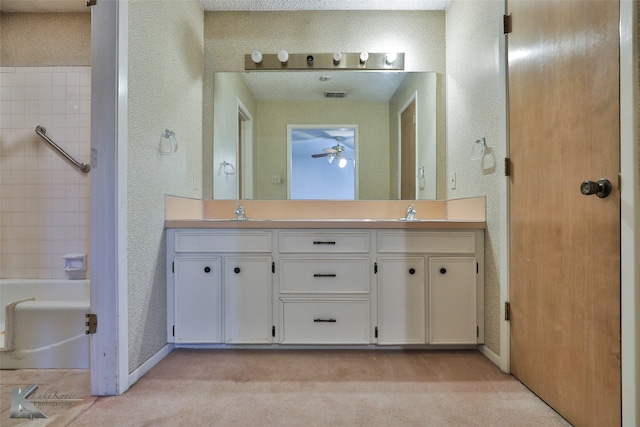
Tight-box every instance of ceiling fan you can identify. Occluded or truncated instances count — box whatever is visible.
[311,136,348,167]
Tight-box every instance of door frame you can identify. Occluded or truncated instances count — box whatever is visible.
[237,99,253,199]
[397,91,419,199]
[89,0,129,395]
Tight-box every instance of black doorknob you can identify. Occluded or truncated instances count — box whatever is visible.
[234,267,241,274]
[204,266,211,273]
[580,178,612,198]
[440,268,447,274]
[409,268,416,275]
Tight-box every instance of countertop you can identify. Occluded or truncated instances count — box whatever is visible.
[164,219,486,229]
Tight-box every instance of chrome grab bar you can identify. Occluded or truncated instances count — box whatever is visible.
[35,125,91,173]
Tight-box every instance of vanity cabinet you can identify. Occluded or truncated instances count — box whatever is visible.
[377,257,426,344]
[224,256,272,344]
[167,227,484,348]
[168,230,273,344]
[429,257,477,344]
[278,231,372,344]
[173,256,222,343]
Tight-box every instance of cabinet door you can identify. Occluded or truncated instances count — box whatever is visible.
[429,257,477,344]
[174,257,222,343]
[377,257,426,344]
[224,256,272,344]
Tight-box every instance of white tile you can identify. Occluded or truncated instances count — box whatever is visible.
[0,114,11,129]
[0,87,10,101]
[24,72,39,87]
[52,73,66,87]
[10,114,25,128]
[11,73,25,87]
[38,85,52,100]
[24,86,39,101]
[79,100,90,115]
[52,86,66,100]
[66,101,80,114]
[10,86,25,101]
[38,73,52,87]
[9,100,24,115]
[38,99,52,114]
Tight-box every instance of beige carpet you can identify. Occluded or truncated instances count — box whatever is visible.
[67,349,569,427]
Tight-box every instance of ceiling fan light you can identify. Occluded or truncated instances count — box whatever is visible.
[327,154,335,164]
[338,158,348,168]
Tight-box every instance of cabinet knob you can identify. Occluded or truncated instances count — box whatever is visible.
[234,267,241,274]
[204,266,211,273]
[440,267,447,274]
[409,268,416,275]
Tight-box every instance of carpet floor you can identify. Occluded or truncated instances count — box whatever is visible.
[64,349,569,427]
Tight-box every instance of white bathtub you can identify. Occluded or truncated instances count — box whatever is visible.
[0,279,90,369]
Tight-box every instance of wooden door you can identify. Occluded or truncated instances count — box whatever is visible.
[507,1,621,426]
[400,100,416,199]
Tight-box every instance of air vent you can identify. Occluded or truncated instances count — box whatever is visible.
[324,91,347,98]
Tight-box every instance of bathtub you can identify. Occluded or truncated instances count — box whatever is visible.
[0,279,90,369]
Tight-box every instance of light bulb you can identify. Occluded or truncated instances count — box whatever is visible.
[327,154,335,164]
[251,51,263,64]
[338,158,347,168]
[385,52,398,65]
[333,52,342,64]
[359,52,369,64]
[277,50,289,63]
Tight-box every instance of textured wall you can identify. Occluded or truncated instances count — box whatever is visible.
[255,100,389,199]
[446,0,503,355]
[203,10,446,199]
[127,0,203,373]
[0,12,90,66]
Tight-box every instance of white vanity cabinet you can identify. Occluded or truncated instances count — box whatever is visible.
[173,256,222,343]
[377,230,484,345]
[167,226,484,348]
[376,257,426,344]
[277,231,372,344]
[167,230,273,345]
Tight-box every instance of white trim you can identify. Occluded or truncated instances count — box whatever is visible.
[127,344,174,385]
[619,1,639,425]
[116,0,130,396]
[237,99,253,199]
[498,0,510,374]
[479,344,501,367]
[397,91,419,199]
[89,0,126,396]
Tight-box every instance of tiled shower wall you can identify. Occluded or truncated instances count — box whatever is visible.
[0,66,91,279]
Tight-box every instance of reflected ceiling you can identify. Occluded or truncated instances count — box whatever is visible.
[199,0,451,11]
[242,71,407,102]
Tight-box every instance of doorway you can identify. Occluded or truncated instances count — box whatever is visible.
[399,94,418,199]
[287,125,358,200]
[238,100,253,199]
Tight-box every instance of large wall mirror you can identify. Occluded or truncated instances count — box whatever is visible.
[212,70,437,200]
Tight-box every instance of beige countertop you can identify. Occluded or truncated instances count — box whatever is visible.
[164,219,486,229]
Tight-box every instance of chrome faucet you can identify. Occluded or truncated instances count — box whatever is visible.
[404,203,417,221]
[234,203,248,221]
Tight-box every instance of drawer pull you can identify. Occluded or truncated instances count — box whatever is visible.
[204,266,211,273]
[440,268,447,274]
[409,268,416,275]
[234,267,241,274]
[314,318,337,323]
[313,274,337,278]
[313,241,336,245]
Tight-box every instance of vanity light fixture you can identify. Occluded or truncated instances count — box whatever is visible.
[277,49,289,63]
[359,52,369,64]
[251,51,263,64]
[385,52,398,65]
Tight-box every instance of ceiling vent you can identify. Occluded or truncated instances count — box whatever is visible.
[324,91,347,98]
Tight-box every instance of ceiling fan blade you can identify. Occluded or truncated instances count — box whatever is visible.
[311,153,331,158]
[323,147,338,153]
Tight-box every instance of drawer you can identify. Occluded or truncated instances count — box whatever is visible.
[279,231,370,253]
[280,298,370,344]
[377,231,476,254]
[174,230,272,253]
[279,257,370,294]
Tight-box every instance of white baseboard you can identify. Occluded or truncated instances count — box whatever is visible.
[479,344,503,370]
[127,343,174,387]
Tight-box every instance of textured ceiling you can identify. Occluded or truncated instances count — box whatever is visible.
[240,71,410,102]
[199,0,451,11]
[1,0,450,13]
